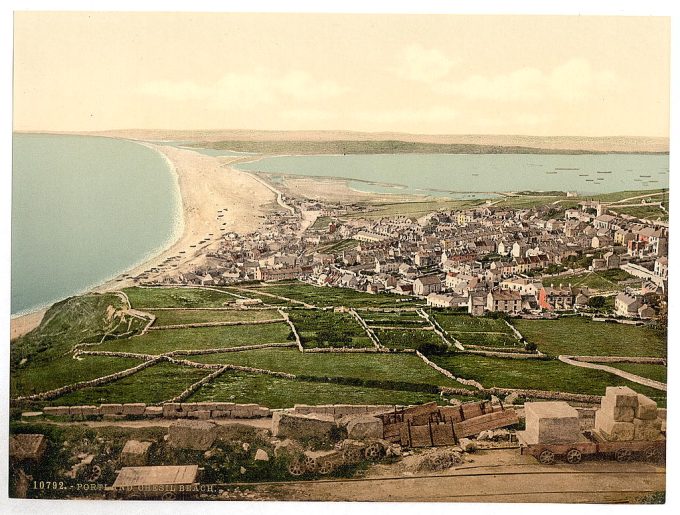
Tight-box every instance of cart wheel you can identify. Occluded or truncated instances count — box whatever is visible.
[343,447,361,464]
[539,450,555,465]
[303,455,318,473]
[642,446,660,462]
[288,458,305,476]
[86,465,102,482]
[318,460,334,475]
[566,449,583,464]
[615,448,633,462]
[364,443,382,461]
[161,491,177,501]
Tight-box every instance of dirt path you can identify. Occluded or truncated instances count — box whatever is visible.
[18,417,272,430]
[559,355,667,391]
[238,449,665,502]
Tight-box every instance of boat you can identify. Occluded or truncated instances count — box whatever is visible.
[597,171,612,174]
[555,167,580,170]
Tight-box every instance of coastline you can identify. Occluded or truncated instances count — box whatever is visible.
[10,142,276,339]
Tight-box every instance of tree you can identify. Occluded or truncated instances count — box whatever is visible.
[588,296,606,309]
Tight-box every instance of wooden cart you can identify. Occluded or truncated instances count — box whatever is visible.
[518,430,665,465]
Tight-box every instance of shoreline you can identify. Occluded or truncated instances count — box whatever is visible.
[10,142,276,339]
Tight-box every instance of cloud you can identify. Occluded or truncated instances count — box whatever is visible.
[392,44,458,83]
[138,70,346,110]
[436,59,618,103]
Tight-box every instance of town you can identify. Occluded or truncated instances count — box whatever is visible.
[134,189,668,324]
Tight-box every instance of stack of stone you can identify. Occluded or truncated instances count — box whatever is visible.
[594,386,662,441]
[522,401,582,444]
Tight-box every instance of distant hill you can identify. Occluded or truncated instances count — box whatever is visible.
[38,129,669,154]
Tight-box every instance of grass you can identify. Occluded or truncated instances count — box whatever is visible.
[607,363,667,384]
[433,312,513,333]
[612,205,668,221]
[316,239,359,253]
[98,323,292,354]
[547,269,638,292]
[512,317,667,357]
[310,216,332,230]
[189,371,454,408]
[240,281,424,308]
[364,311,429,328]
[374,329,443,350]
[288,309,372,349]
[10,356,143,398]
[123,287,237,308]
[149,309,282,326]
[346,199,481,219]
[449,332,520,348]
[431,354,666,406]
[50,362,209,405]
[187,348,474,390]
[10,293,137,367]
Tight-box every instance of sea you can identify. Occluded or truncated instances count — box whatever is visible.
[11,133,182,316]
[234,153,669,197]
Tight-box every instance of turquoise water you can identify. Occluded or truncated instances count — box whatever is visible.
[11,134,181,315]
[235,153,669,196]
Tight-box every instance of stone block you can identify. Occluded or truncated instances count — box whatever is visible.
[211,410,231,418]
[80,406,100,416]
[144,406,163,417]
[188,410,211,420]
[635,395,658,421]
[168,420,218,450]
[162,403,184,418]
[523,402,580,444]
[604,387,639,408]
[254,449,270,461]
[122,403,146,416]
[595,410,634,441]
[576,408,596,430]
[180,403,198,412]
[272,411,339,445]
[633,417,662,441]
[100,404,124,415]
[43,406,70,417]
[346,416,383,440]
[120,440,152,466]
[212,402,236,411]
[600,396,634,422]
[68,406,83,416]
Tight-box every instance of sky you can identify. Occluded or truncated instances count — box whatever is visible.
[13,12,671,137]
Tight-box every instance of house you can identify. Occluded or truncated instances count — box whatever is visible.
[538,284,574,311]
[638,304,656,319]
[654,256,668,280]
[427,293,466,308]
[615,292,641,317]
[500,277,542,297]
[394,282,414,295]
[486,289,522,314]
[468,291,487,316]
[413,275,442,296]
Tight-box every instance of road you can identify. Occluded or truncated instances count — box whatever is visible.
[235,449,665,503]
[559,355,667,391]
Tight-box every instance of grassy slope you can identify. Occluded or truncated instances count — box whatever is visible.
[512,317,666,357]
[187,348,474,390]
[607,363,667,384]
[149,309,282,326]
[51,363,208,405]
[99,323,292,354]
[123,287,237,308]
[431,354,666,406]
[189,372,458,408]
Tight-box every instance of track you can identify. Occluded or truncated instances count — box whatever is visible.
[216,454,665,503]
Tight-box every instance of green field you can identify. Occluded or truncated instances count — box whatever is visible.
[364,311,429,328]
[124,287,238,308]
[310,216,332,230]
[612,205,668,221]
[189,371,457,408]
[547,269,638,292]
[374,329,443,350]
[432,354,666,406]
[433,313,513,333]
[347,199,481,219]
[240,282,423,308]
[149,309,282,326]
[11,356,143,398]
[288,309,371,349]
[98,323,292,354]
[50,363,209,406]
[608,363,667,384]
[512,317,666,357]
[449,332,520,348]
[187,348,474,390]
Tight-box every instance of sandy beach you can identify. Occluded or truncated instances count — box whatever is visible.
[10,143,276,339]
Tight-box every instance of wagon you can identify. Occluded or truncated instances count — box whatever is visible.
[518,430,666,465]
[286,440,387,477]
